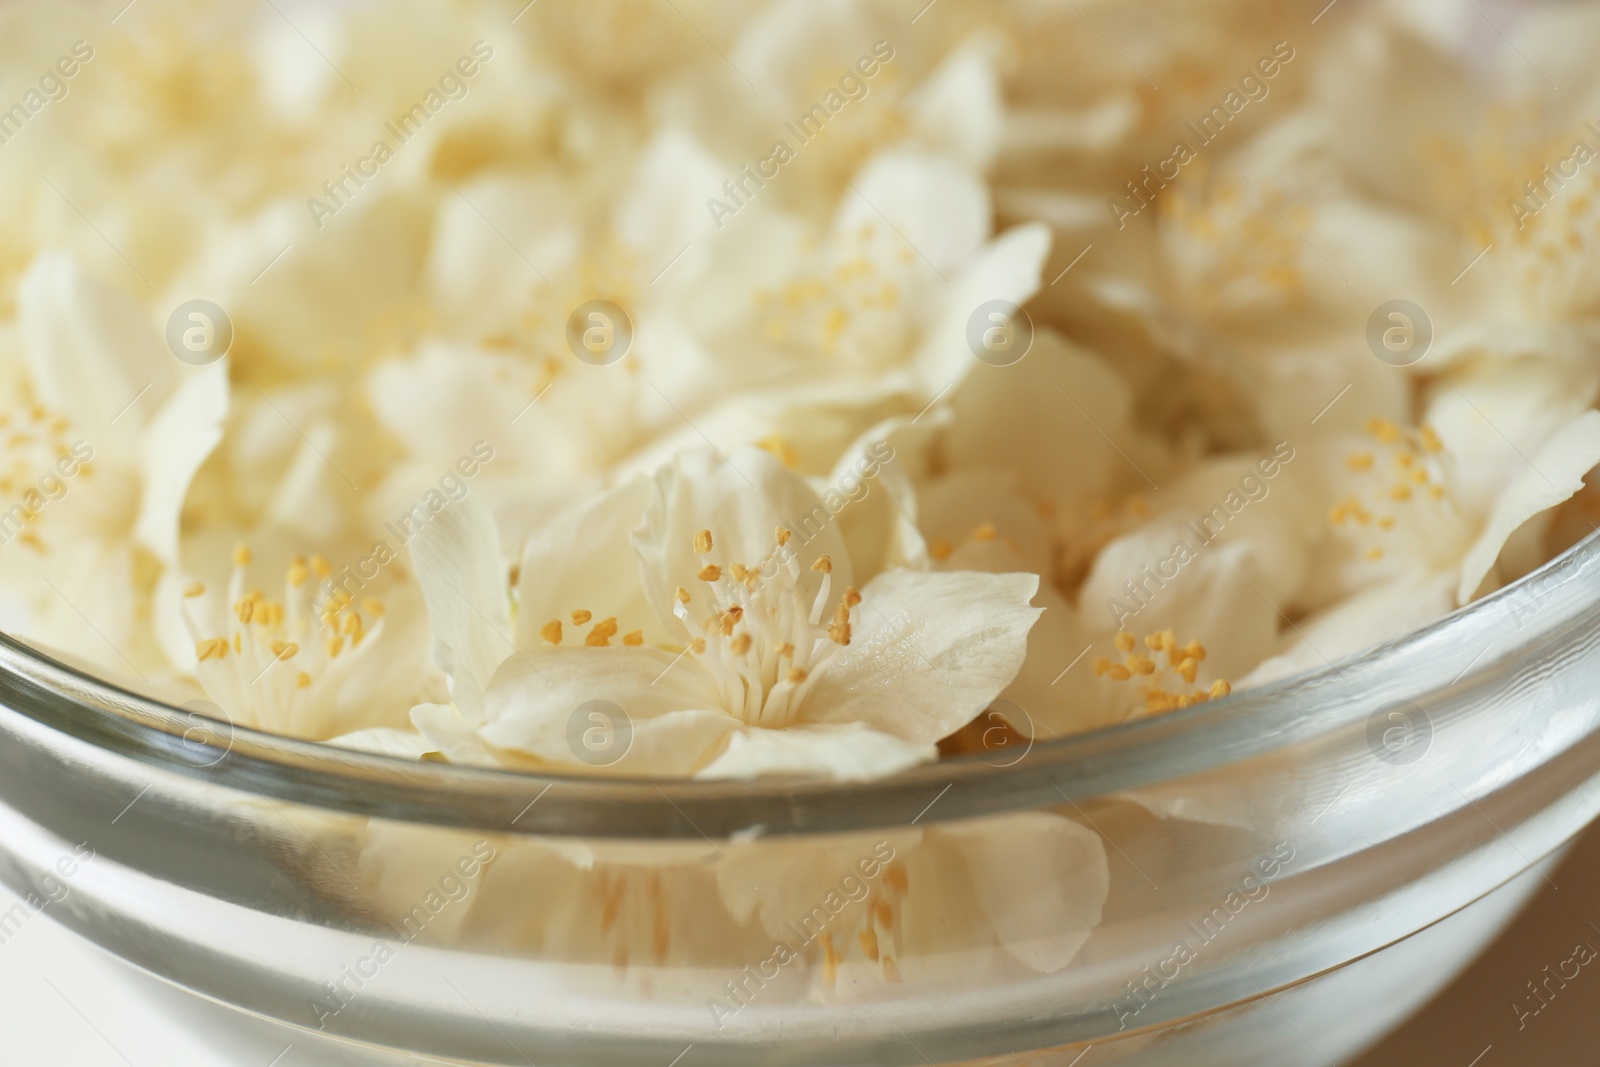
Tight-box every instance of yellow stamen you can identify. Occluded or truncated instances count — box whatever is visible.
[571,610,593,625]
[698,564,721,582]
[233,544,252,567]
[540,620,563,645]
[694,529,713,554]
[183,582,206,598]
[623,630,644,646]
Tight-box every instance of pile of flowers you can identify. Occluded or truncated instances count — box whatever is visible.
[4,0,1599,1009]
[1,0,1596,778]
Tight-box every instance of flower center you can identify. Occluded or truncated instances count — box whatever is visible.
[1095,628,1231,718]
[755,222,908,364]
[183,544,388,731]
[0,401,87,554]
[1329,417,1470,571]
[671,528,858,728]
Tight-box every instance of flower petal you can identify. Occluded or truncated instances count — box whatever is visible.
[695,722,935,781]
[939,811,1108,973]
[478,647,733,775]
[17,251,172,447]
[512,475,662,649]
[803,568,1042,743]
[327,727,438,760]
[1457,409,1600,604]
[409,493,511,719]
[133,361,229,566]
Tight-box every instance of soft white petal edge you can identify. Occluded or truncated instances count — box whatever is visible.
[326,727,438,760]
[408,493,510,719]
[1457,410,1600,605]
[695,722,936,781]
[804,569,1042,743]
[134,362,230,565]
[941,812,1109,973]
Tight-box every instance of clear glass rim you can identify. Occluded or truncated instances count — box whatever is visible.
[3,529,1595,838]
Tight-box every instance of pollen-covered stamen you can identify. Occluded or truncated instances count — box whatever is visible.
[1095,629,1231,718]
[0,399,84,555]
[1329,418,1469,570]
[754,222,910,364]
[181,545,389,734]
[674,530,859,727]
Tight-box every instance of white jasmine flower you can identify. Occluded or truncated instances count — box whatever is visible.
[393,446,1042,780]
[0,253,226,676]
[715,815,1108,992]
[177,539,434,739]
[1253,365,1600,680]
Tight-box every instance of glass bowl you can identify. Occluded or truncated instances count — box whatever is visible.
[3,530,1600,1066]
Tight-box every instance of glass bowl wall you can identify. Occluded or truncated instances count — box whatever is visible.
[2,533,1600,1066]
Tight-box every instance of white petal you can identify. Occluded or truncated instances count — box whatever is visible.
[133,361,229,565]
[411,702,499,766]
[477,647,733,775]
[939,812,1108,973]
[614,128,725,282]
[803,569,1042,743]
[1457,409,1600,604]
[327,727,437,760]
[1424,357,1600,519]
[913,221,1052,394]
[695,722,934,781]
[945,330,1150,512]
[17,251,171,446]
[834,150,989,275]
[1078,535,1281,684]
[409,493,510,718]
[908,37,1005,169]
[1242,571,1457,687]
[512,476,661,648]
